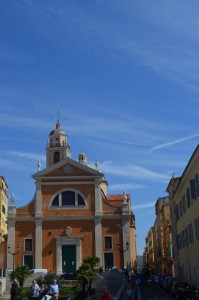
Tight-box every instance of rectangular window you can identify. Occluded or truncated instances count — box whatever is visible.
[186,188,191,208]
[182,230,185,248]
[195,217,199,240]
[179,200,183,217]
[188,223,194,243]
[185,227,189,245]
[195,174,199,197]
[176,235,180,250]
[182,195,186,213]
[2,205,5,214]
[104,236,112,249]
[25,239,33,251]
[175,204,180,222]
[190,179,196,200]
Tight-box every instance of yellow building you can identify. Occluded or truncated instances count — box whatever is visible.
[0,176,8,243]
[6,121,137,273]
[0,176,8,272]
[173,145,199,287]
[166,176,180,277]
[145,227,154,271]
[153,196,172,273]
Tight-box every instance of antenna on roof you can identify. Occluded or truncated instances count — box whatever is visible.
[57,110,60,122]
[170,172,176,178]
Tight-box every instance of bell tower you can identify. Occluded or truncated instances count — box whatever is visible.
[46,120,71,167]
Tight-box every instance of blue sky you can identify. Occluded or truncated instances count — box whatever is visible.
[1,0,199,255]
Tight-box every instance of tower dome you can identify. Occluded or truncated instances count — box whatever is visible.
[79,149,87,165]
[49,120,66,137]
[46,120,71,167]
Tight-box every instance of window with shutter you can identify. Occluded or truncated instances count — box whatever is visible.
[188,223,194,243]
[195,217,199,240]
[190,179,196,200]
[182,195,186,213]
[195,174,199,197]
[186,188,191,208]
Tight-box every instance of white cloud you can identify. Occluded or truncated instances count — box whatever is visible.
[149,134,199,151]
[7,151,46,162]
[133,201,156,210]
[108,183,145,192]
[101,160,169,182]
[0,158,27,171]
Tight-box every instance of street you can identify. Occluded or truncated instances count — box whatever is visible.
[121,283,172,300]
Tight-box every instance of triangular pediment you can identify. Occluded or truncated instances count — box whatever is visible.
[32,157,103,179]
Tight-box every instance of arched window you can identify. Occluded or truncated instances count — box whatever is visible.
[62,191,75,206]
[54,152,60,164]
[51,190,86,207]
[52,195,59,206]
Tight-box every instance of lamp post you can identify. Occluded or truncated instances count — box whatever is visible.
[116,241,129,253]
[8,245,20,271]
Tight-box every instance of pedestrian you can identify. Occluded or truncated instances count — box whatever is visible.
[112,291,118,300]
[102,287,111,300]
[39,284,49,300]
[49,279,59,300]
[10,279,18,300]
[30,279,40,300]
[126,279,132,298]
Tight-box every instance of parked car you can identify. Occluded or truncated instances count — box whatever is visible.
[163,276,175,291]
[166,277,178,294]
[170,281,192,299]
[160,273,172,287]
[30,269,48,274]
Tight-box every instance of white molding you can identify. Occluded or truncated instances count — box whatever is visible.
[56,237,82,274]
[41,181,96,185]
[15,215,122,221]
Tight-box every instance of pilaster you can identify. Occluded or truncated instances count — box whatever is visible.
[95,179,102,214]
[94,216,102,264]
[121,203,131,269]
[35,180,42,217]
[35,219,42,268]
[7,207,16,270]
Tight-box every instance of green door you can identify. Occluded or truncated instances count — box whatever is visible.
[62,245,76,273]
[104,253,114,270]
[24,255,34,270]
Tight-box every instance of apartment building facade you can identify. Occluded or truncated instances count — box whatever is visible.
[173,145,199,287]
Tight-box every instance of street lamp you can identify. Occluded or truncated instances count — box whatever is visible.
[8,245,20,271]
[116,241,129,253]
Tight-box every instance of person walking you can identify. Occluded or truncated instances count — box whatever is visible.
[30,279,40,300]
[126,279,132,298]
[10,280,18,300]
[49,279,59,300]
[102,287,111,300]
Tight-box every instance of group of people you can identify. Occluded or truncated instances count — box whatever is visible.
[10,279,59,300]
[30,279,59,300]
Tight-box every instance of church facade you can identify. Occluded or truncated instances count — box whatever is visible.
[7,121,137,274]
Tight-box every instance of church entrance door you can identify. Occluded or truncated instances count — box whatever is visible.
[62,245,76,273]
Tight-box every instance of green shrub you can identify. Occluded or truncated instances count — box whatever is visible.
[16,287,30,300]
